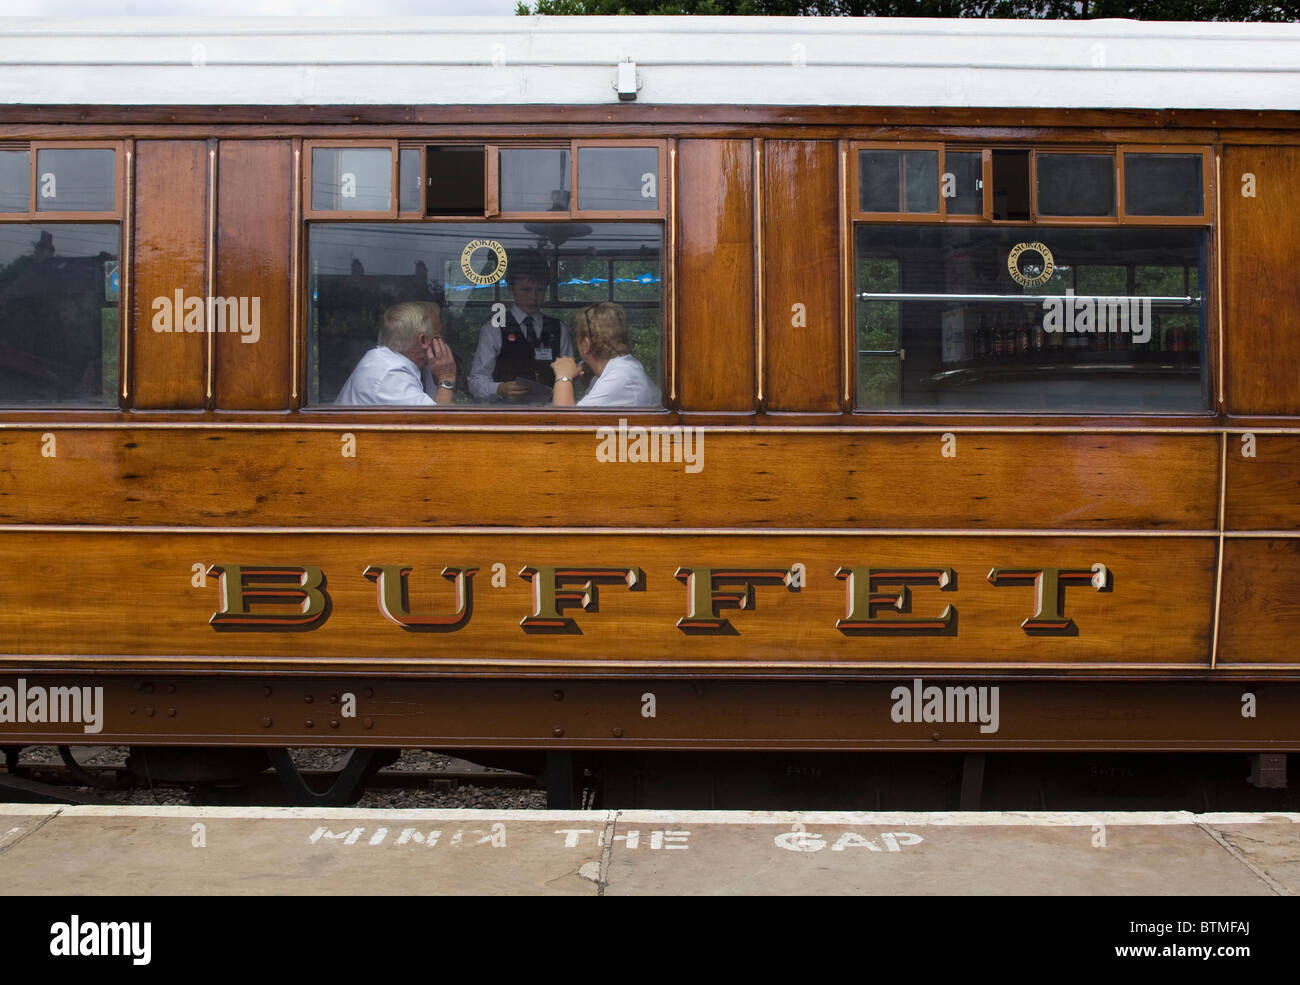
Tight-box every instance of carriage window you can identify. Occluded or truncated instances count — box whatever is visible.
[310,146,393,214]
[854,225,1208,413]
[1123,152,1205,217]
[308,221,663,409]
[0,151,29,212]
[945,151,983,216]
[500,149,571,213]
[0,223,120,405]
[399,148,421,214]
[1037,153,1115,217]
[34,148,116,214]
[424,146,485,216]
[576,147,659,212]
[859,148,939,215]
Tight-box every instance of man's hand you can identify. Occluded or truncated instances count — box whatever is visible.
[497,380,530,401]
[428,337,456,384]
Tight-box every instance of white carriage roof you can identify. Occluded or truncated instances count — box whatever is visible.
[0,16,1297,110]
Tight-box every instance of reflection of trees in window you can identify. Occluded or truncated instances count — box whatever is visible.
[0,226,117,405]
[857,255,900,407]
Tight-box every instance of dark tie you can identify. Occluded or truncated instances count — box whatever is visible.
[523,316,535,343]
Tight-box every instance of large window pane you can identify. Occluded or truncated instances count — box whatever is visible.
[903,151,939,214]
[0,151,29,213]
[1037,153,1115,217]
[577,147,659,211]
[859,150,901,212]
[311,147,391,213]
[1124,153,1204,217]
[500,149,570,213]
[854,224,1208,412]
[309,222,662,408]
[35,149,115,213]
[0,224,119,405]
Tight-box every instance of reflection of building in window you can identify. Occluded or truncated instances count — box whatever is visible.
[0,227,119,405]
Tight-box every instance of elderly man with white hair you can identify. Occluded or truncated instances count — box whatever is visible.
[336,301,457,406]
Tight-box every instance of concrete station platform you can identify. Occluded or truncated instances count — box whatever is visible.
[1,805,1297,895]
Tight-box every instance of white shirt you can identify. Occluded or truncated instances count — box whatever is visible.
[335,346,436,406]
[577,354,660,408]
[468,304,572,401]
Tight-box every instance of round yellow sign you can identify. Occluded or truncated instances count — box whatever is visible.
[1006,241,1055,288]
[460,239,508,286]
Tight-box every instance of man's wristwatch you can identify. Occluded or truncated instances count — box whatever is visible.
[438,379,456,390]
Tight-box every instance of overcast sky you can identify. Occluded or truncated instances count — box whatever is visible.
[3,1,521,16]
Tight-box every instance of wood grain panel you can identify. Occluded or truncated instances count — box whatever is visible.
[1223,145,1300,416]
[764,140,840,412]
[676,139,754,412]
[1218,538,1300,664]
[0,429,1218,530]
[131,140,208,409]
[215,140,292,410]
[1225,433,1300,530]
[0,532,1214,672]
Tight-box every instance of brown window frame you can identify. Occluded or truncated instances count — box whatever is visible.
[0,140,125,221]
[302,139,400,220]
[1119,145,1213,226]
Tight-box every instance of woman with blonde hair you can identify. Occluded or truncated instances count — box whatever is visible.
[551,302,658,407]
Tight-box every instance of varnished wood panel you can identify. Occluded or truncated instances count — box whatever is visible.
[1223,145,1300,416]
[1225,434,1300,530]
[131,141,208,409]
[0,429,1218,530]
[0,532,1214,672]
[677,139,754,412]
[764,140,841,412]
[1218,538,1300,664]
[215,140,292,410]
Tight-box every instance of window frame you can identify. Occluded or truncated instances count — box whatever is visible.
[302,139,400,220]
[1119,145,1213,226]
[0,140,125,221]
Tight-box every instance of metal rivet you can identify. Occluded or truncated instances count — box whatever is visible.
[364,687,374,699]
[931,732,941,742]
[304,695,313,704]
[261,716,273,728]
[552,690,564,701]
[304,719,314,728]
[144,706,155,717]
[363,718,374,729]
[329,694,339,704]
[166,684,176,694]
[552,727,564,738]
[263,686,273,697]
[167,708,176,717]
[330,719,339,729]
[612,727,623,738]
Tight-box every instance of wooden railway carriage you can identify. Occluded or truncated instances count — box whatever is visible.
[1,16,1299,804]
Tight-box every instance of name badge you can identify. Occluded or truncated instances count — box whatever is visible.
[534,347,553,361]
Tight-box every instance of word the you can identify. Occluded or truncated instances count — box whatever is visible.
[49,916,151,966]
[596,418,704,474]
[0,679,103,734]
[1042,290,1152,344]
[556,828,690,850]
[890,678,1000,734]
[151,291,261,343]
